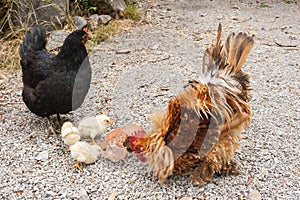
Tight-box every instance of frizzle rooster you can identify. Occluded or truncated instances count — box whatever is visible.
[130,24,254,185]
[20,25,91,133]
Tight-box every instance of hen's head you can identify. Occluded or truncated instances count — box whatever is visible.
[128,130,146,162]
[81,26,90,44]
[64,26,90,46]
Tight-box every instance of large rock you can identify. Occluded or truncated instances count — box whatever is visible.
[73,16,88,29]
[12,0,67,31]
[89,0,126,18]
[90,14,112,29]
[46,30,69,51]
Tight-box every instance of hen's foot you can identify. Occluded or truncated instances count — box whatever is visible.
[47,117,60,137]
[190,162,214,186]
[47,117,60,135]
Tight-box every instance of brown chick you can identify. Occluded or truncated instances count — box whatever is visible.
[132,23,254,185]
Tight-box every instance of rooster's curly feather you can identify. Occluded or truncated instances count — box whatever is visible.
[137,24,254,185]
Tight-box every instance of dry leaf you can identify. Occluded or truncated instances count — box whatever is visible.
[0,73,8,86]
[180,197,193,200]
[108,192,117,200]
[246,176,254,185]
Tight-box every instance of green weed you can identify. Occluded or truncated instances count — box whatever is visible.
[123,1,140,21]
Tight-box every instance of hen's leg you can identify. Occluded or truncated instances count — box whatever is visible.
[57,114,61,125]
[55,114,63,131]
[47,117,57,135]
[47,116,60,135]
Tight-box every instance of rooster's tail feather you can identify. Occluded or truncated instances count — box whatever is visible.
[202,23,254,74]
[224,31,254,72]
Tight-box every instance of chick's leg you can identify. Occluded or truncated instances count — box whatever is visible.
[63,148,70,152]
[90,137,96,145]
[74,160,83,171]
[90,130,98,144]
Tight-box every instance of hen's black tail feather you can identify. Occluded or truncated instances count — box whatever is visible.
[20,25,46,59]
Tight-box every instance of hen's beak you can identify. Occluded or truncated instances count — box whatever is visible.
[107,119,113,124]
[82,27,90,44]
[82,34,90,45]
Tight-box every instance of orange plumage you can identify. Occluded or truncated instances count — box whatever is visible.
[135,24,254,185]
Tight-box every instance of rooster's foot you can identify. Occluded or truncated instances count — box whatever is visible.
[220,161,240,176]
[190,162,214,186]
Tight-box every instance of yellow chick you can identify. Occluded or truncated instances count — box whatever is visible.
[78,115,112,144]
[61,121,81,146]
[70,141,102,171]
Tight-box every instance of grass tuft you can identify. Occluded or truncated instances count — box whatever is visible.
[259,3,269,8]
[87,19,134,48]
[283,0,298,3]
[0,36,24,71]
[123,1,141,21]
[0,0,139,72]
[0,19,134,71]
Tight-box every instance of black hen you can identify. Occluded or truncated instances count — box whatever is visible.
[20,25,91,132]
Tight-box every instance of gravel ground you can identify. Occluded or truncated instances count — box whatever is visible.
[1,0,300,199]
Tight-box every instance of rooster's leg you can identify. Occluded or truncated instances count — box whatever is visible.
[219,161,239,176]
[190,161,214,186]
